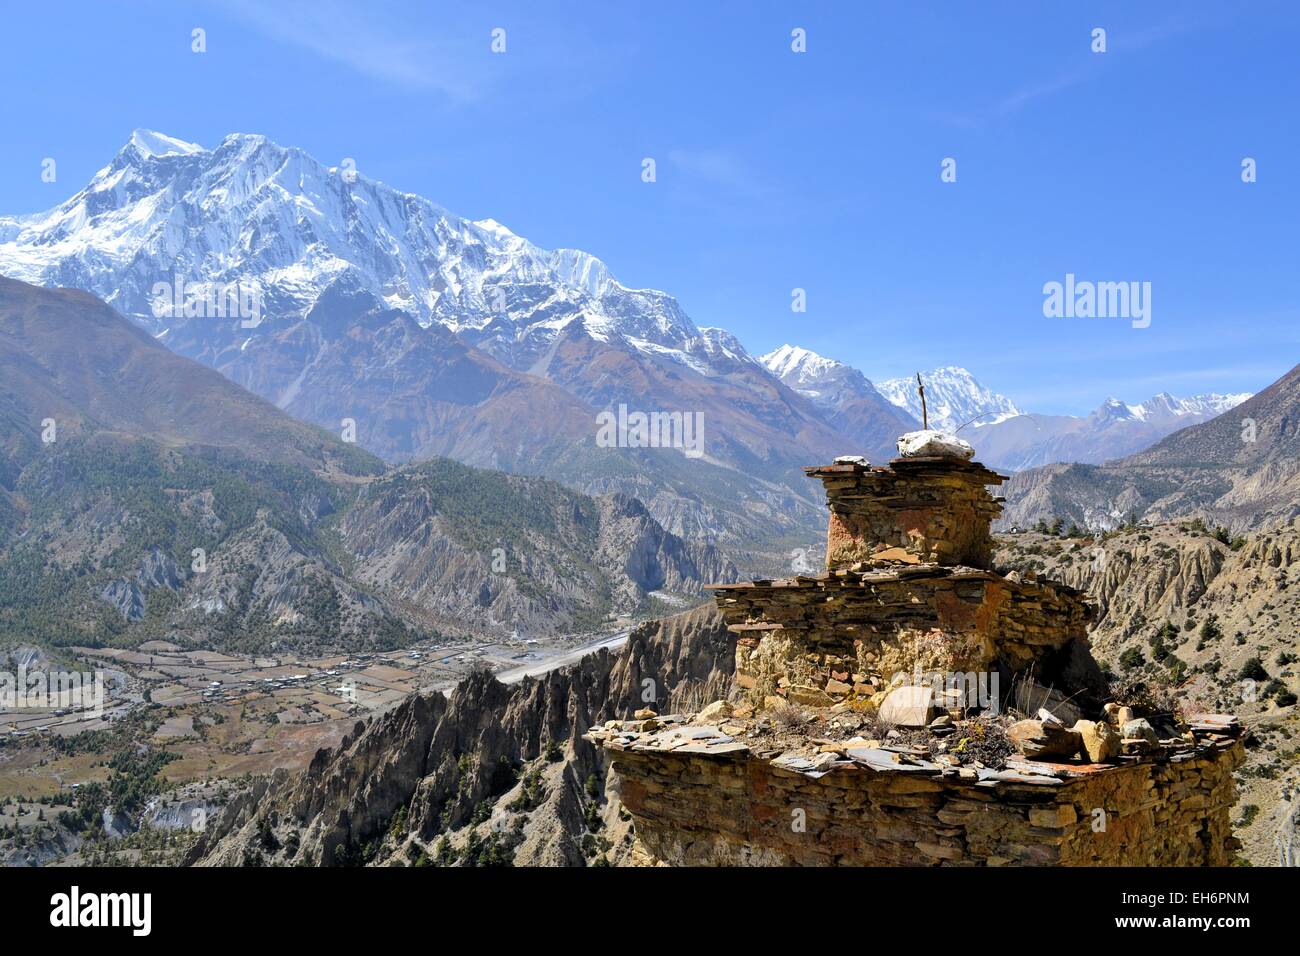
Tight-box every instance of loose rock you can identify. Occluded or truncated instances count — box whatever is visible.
[1007,718,1083,759]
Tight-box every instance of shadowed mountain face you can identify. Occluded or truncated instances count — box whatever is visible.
[0,279,734,652]
[154,282,839,552]
[0,275,381,483]
[1000,363,1300,533]
[159,280,598,469]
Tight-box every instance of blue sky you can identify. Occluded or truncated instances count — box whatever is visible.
[1,0,1296,413]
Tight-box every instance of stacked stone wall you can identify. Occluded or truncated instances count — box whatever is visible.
[712,568,1093,700]
[808,459,1006,570]
[608,742,1242,867]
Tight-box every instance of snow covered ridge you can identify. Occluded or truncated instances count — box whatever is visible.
[0,129,1257,441]
[760,344,1253,435]
[760,346,1020,431]
[0,129,756,379]
[761,344,845,385]
[878,366,1023,431]
[1105,392,1253,423]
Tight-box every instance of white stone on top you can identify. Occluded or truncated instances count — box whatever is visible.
[896,430,974,460]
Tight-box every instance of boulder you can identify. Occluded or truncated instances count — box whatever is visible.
[787,684,834,707]
[896,430,975,460]
[1122,718,1159,746]
[824,678,852,698]
[1007,719,1083,759]
[695,700,732,722]
[879,685,939,728]
[1072,719,1120,763]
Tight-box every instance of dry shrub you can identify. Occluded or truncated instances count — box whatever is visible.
[858,711,896,740]
[668,671,733,716]
[951,716,1013,769]
[1107,671,1185,720]
[768,699,806,732]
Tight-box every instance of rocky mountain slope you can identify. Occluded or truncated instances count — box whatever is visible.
[760,344,919,457]
[0,277,406,653]
[0,131,882,557]
[185,603,734,866]
[0,280,732,652]
[0,276,378,484]
[336,459,735,636]
[1000,363,1300,532]
[996,522,1299,865]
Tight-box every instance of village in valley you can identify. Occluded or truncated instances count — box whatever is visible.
[0,626,627,865]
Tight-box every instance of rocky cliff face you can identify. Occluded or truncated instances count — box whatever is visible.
[995,523,1299,675]
[996,521,1300,865]
[335,461,736,636]
[185,604,734,866]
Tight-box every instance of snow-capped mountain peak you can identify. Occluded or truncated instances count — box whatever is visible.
[759,343,896,412]
[1095,397,1138,421]
[127,128,204,159]
[0,129,749,377]
[879,367,1022,432]
[760,344,845,385]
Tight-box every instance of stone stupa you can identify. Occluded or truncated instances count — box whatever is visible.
[587,428,1245,866]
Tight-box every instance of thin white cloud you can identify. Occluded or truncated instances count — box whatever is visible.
[666,148,771,202]
[994,68,1090,117]
[219,0,487,99]
[940,14,1212,128]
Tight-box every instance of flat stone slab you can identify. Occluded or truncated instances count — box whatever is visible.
[845,746,939,774]
[772,754,817,772]
[646,726,729,748]
[976,769,1066,786]
[675,741,749,756]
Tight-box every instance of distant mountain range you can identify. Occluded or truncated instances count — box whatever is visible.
[760,345,1250,472]
[0,130,1263,554]
[965,391,1251,472]
[0,131,865,557]
[0,278,732,651]
[999,361,1300,534]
